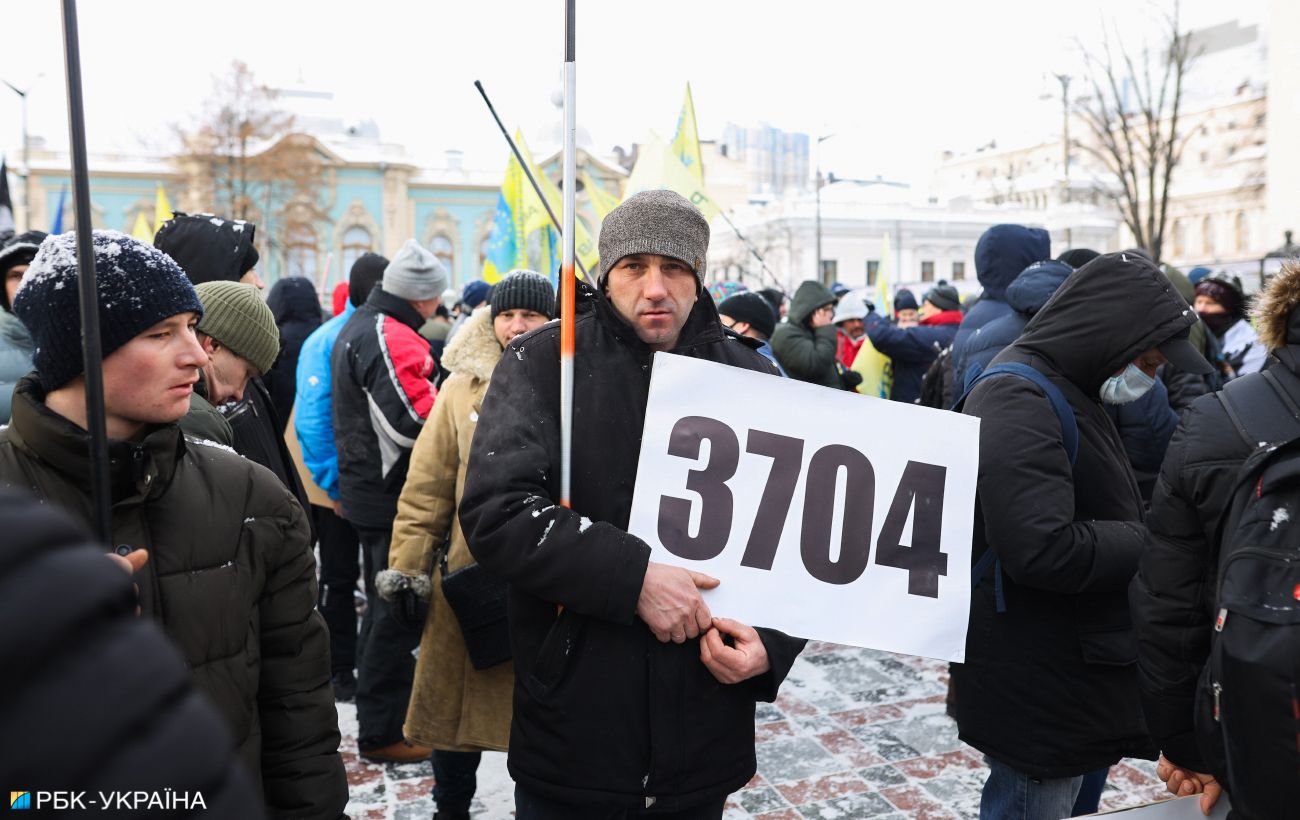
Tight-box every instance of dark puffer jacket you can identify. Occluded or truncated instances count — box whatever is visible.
[958,259,1072,384]
[0,491,267,819]
[952,252,1195,778]
[952,225,1050,385]
[0,376,347,819]
[458,285,805,810]
[770,281,840,388]
[1130,264,1300,776]
[264,276,324,432]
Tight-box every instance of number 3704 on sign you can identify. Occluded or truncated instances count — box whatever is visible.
[627,354,981,662]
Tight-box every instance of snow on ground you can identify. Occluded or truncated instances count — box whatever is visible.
[338,642,1169,819]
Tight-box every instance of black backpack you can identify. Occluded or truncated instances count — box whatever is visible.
[1195,367,1300,819]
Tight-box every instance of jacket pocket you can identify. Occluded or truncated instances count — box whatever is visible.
[523,609,585,701]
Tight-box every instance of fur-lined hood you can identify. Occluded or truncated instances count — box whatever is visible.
[1253,260,1300,351]
[441,305,502,382]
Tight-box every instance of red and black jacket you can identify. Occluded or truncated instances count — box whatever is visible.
[331,287,437,530]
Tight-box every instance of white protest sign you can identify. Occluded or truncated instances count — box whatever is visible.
[1079,795,1230,819]
[628,353,980,662]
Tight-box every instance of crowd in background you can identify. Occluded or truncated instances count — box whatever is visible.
[0,194,1296,820]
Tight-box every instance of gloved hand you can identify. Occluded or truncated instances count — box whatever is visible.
[389,586,428,631]
[375,569,431,631]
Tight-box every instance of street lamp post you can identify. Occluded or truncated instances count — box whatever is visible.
[1260,230,1300,290]
[815,132,833,286]
[2,79,31,230]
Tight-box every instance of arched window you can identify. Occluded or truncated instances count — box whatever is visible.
[340,226,372,278]
[1202,215,1215,256]
[286,225,318,280]
[1234,211,1248,253]
[430,235,454,276]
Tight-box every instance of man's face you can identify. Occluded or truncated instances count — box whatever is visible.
[1133,347,1168,379]
[719,314,755,339]
[199,335,259,404]
[493,308,550,348]
[837,317,864,337]
[240,268,265,290]
[1194,294,1225,314]
[101,312,207,437]
[896,308,918,327]
[604,254,698,351]
[918,300,941,320]
[411,297,441,321]
[5,264,26,307]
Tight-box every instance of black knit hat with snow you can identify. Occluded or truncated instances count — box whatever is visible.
[13,231,202,389]
[154,212,259,284]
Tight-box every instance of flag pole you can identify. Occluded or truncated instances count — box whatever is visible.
[716,208,786,293]
[473,80,592,285]
[59,0,112,543]
[559,0,577,509]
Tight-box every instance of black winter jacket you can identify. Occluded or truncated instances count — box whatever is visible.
[0,491,267,819]
[458,285,805,810]
[332,287,437,530]
[265,277,324,432]
[0,377,348,818]
[952,252,1193,777]
[1130,328,1300,773]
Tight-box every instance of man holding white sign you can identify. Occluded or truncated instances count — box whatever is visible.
[459,190,805,819]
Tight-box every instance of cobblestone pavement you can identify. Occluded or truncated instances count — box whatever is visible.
[340,641,1171,819]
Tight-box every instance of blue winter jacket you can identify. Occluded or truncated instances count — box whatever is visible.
[863,309,963,404]
[294,301,354,500]
[953,225,1050,379]
[959,260,1073,387]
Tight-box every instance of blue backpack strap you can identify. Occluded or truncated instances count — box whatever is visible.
[956,362,1080,613]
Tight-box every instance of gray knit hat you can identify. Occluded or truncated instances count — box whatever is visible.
[383,239,449,301]
[194,281,280,374]
[492,269,556,319]
[597,190,709,283]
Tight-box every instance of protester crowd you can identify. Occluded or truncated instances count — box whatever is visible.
[0,190,1295,820]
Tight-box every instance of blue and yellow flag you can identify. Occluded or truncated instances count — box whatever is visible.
[483,132,600,284]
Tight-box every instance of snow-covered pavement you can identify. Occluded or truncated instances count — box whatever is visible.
[339,641,1170,819]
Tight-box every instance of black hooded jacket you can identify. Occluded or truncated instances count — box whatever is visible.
[1130,266,1300,776]
[458,284,805,810]
[264,277,324,432]
[952,252,1195,777]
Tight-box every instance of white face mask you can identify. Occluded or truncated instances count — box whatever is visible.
[1099,363,1156,404]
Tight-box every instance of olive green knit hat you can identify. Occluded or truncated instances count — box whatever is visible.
[194,281,280,374]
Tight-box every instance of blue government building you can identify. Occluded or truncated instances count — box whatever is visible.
[13,87,628,294]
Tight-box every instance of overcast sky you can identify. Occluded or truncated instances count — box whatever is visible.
[2,0,1266,185]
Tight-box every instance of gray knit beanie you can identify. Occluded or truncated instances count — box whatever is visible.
[195,281,280,374]
[383,239,449,301]
[491,269,556,319]
[597,190,709,283]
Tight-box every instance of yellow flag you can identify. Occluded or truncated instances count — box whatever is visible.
[130,211,153,241]
[874,232,893,318]
[153,186,172,235]
[670,83,704,183]
[626,131,720,221]
[582,172,621,222]
[516,133,600,275]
